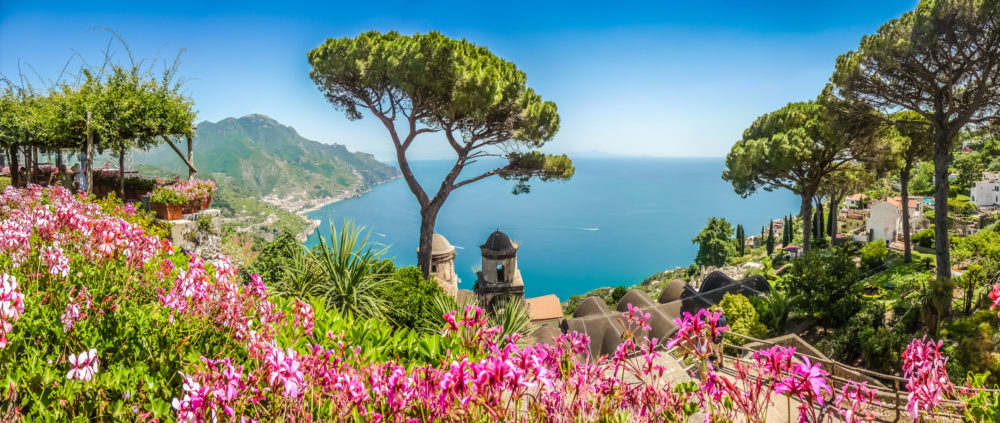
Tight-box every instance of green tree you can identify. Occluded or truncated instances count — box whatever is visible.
[860,241,888,270]
[959,263,987,315]
[735,224,746,256]
[611,286,628,304]
[889,113,935,262]
[766,222,775,256]
[308,31,575,277]
[692,217,735,267]
[781,248,862,327]
[723,102,868,253]
[953,151,985,193]
[910,162,935,196]
[719,293,768,345]
[832,0,1000,282]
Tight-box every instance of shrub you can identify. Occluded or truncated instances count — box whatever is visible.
[719,293,768,344]
[380,265,446,330]
[861,241,888,270]
[913,227,935,248]
[246,230,302,285]
[781,248,862,327]
[611,286,628,304]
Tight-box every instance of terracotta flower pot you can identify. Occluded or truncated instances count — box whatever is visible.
[182,199,199,214]
[201,195,212,210]
[125,188,143,201]
[151,202,183,220]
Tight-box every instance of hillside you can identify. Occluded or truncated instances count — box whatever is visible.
[133,114,400,212]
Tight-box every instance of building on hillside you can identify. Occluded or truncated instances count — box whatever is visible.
[838,208,868,234]
[525,294,563,327]
[865,197,925,243]
[971,172,1000,211]
[428,234,459,298]
[474,230,525,314]
[844,193,868,209]
[783,245,802,258]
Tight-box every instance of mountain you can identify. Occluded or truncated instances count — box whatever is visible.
[133,114,400,206]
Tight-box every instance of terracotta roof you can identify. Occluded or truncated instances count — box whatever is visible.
[846,193,869,201]
[525,294,563,321]
[884,197,920,211]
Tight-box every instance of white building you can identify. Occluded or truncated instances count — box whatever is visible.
[844,193,868,209]
[971,172,1000,210]
[865,197,924,242]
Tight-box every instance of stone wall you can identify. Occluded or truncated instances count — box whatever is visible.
[165,209,222,262]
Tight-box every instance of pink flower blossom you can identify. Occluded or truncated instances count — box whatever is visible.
[0,273,25,348]
[67,348,100,381]
[40,243,71,278]
[61,285,93,331]
[264,346,305,398]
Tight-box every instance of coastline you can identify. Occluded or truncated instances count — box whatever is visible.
[289,176,401,241]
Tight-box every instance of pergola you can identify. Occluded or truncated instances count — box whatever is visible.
[1,62,198,194]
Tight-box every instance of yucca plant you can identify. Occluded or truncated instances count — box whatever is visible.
[309,221,392,321]
[270,247,321,300]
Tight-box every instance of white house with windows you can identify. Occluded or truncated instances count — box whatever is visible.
[844,193,868,209]
[971,172,1000,210]
[866,197,925,242]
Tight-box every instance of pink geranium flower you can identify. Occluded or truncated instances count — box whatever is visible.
[67,348,100,381]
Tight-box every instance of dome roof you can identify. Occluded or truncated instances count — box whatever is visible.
[657,279,688,304]
[482,230,516,252]
[431,233,455,255]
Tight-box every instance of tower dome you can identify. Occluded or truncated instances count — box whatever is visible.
[482,230,516,253]
[426,233,458,298]
[431,233,455,255]
[475,229,524,314]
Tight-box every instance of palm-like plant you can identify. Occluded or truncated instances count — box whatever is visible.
[271,248,321,300]
[308,221,392,320]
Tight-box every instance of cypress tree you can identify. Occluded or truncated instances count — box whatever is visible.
[766,222,775,255]
[736,224,745,256]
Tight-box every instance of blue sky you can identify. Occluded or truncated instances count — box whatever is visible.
[1,1,918,161]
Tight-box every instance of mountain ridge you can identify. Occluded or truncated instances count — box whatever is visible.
[133,114,400,211]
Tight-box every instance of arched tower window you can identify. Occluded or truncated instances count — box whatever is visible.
[497,264,505,282]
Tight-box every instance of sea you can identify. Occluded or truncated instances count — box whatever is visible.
[305,157,800,300]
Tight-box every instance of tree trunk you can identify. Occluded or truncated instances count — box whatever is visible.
[85,112,94,195]
[118,150,126,198]
[900,165,913,263]
[816,200,825,246]
[932,130,952,281]
[416,204,443,278]
[8,146,18,187]
[187,136,195,180]
[25,146,34,185]
[827,195,840,238]
[800,195,813,254]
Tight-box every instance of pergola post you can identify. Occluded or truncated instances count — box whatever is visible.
[85,112,94,195]
[186,135,194,180]
[8,146,18,187]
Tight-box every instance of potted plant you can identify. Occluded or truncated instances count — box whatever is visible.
[195,179,216,209]
[149,186,187,220]
[123,177,156,201]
